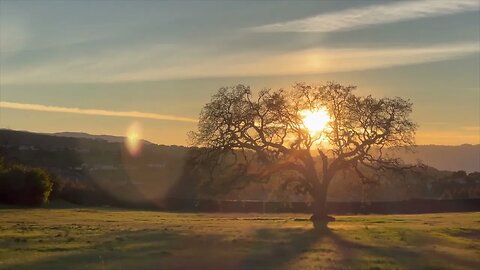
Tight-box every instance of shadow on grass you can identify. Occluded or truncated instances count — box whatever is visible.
[240,227,479,269]
[239,227,324,269]
[7,226,480,270]
[320,230,478,270]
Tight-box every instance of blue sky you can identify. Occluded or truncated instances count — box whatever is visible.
[0,0,479,145]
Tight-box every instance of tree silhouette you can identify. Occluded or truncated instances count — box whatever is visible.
[191,82,417,229]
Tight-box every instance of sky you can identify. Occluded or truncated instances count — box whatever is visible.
[0,0,479,146]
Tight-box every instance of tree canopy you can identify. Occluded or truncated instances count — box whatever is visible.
[191,82,417,228]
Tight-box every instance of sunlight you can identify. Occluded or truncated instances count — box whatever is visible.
[300,108,330,136]
[125,122,143,156]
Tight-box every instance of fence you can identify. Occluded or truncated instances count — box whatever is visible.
[150,198,480,214]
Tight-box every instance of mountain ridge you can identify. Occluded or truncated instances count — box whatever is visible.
[52,131,154,145]
[1,129,478,172]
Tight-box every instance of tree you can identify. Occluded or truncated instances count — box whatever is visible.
[190,82,417,229]
[0,162,53,206]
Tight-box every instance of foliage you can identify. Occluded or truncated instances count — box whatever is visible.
[0,161,53,206]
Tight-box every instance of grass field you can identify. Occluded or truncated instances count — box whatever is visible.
[0,208,479,270]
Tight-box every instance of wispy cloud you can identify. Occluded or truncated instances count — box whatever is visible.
[0,101,197,123]
[251,0,479,33]
[1,42,478,84]
[71,42,480,82]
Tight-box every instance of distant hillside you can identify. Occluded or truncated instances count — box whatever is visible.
[1,129,479,205]
[389,145,480,173]
[1,129,478,172]
[0,129,191,204]
[53,132,153,145]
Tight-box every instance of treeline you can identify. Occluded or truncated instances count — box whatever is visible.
[0,159,130,207]
[2,156,480,214]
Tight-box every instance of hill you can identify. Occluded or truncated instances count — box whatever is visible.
[52,131,154,145]
[3,129,478,172]
[0,129,479,205]
[390,144,479,173]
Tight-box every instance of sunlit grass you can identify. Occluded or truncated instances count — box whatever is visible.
[0,208,478,270]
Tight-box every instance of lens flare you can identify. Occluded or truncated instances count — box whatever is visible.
[125,122,143,156]
[300,108,330,135]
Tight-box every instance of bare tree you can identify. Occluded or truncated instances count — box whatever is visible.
[190,82,417,229]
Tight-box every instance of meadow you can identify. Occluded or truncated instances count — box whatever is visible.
[0,207,479,270]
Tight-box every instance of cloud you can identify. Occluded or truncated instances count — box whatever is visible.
[93,42,480,82]
[251,0,479,33]
[0,101,197,123]
[1,42,478,84]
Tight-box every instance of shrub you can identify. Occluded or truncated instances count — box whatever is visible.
[0,164,53,206]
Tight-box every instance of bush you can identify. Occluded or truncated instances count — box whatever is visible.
[48,173,65,199]
[0,164,53,206]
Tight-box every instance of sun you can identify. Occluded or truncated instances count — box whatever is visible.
[300,108,330,135]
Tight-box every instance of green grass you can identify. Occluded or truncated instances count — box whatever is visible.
[0,208,479,270]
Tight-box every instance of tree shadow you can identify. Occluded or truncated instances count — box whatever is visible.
[6,226,480,270]
[8,226,328,270]
[239,227,480,270]
[239,227,325,269]
[8,229,229,270]
[320,230,479,269]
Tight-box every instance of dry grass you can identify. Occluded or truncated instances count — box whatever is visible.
[0,207,479,269]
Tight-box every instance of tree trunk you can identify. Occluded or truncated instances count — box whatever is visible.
[310,179,335,230]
